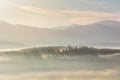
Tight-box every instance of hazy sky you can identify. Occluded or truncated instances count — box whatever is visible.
[0,0,120,28]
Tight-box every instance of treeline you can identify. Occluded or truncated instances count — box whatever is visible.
[57,45,120,56]
[1,46,120,60]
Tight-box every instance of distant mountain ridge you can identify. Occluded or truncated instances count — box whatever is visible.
[0,20,120,49]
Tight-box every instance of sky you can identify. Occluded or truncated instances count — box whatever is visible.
[0,0,120,28]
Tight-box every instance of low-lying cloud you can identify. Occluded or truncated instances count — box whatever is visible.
[0,69,118,80]
[0,56,12,62]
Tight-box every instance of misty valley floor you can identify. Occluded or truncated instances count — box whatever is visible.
[0,46,120,80]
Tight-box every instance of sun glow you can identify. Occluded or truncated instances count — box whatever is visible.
[0,0,10,7]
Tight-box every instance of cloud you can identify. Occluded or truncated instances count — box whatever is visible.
[0,56,12,61]
[13,5,120,25]
[99,53,120,58]
[0,69,118,80]
[61,10,120,24]
[14,5,63,17]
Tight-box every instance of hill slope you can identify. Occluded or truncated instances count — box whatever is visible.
[0,20,120,48]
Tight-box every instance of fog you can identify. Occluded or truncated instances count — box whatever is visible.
[0,47,120,80]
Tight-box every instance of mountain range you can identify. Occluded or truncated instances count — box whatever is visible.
[0,20,120,49]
